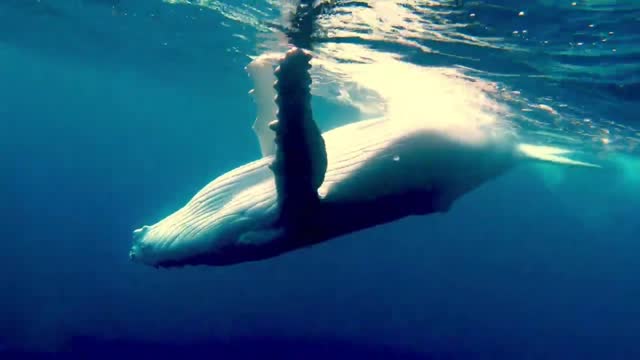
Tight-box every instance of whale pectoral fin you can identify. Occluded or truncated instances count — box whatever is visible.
[246,52,281,157]
[270,47,327,225]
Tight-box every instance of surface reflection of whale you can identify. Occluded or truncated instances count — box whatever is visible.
[130,48,597,268]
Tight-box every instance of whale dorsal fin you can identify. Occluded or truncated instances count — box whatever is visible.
[271,47,327,226]
[246,53,281,157]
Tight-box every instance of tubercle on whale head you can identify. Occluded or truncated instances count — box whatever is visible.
[132,225,150,239]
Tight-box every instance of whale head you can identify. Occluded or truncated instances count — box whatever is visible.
[128,219,203,267]
[129,159,280,267]
[128,210,236,268]
[129,207,283,268]
[128,225,152,264]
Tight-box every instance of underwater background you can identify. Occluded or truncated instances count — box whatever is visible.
[1,0,639,358]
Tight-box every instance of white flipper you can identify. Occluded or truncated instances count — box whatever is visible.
[518,144,600,168]
[246,53,282,157]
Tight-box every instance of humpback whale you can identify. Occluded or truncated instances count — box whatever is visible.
[129,47,597,268]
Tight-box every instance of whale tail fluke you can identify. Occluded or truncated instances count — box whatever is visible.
[517,143,600,168]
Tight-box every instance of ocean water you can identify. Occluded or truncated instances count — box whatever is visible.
[1,0,639,358]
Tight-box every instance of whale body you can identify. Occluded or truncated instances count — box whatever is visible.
[129,49,596,268]
[129,113,593,267]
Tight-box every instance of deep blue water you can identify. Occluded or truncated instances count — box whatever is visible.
[1,1,639,359]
